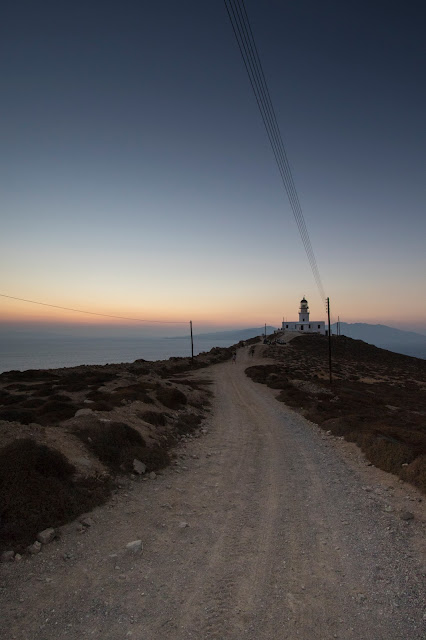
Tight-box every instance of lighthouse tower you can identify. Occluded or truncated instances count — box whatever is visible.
[299,297,309,323]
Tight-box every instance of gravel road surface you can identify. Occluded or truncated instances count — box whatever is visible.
[1,347,425,639]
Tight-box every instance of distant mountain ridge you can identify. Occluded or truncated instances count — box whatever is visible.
[171,326,277,341]
[332,322,426,360]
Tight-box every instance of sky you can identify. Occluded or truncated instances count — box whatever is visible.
[1,0,425,336]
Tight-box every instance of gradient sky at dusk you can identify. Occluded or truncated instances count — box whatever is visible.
[1,1,425,334]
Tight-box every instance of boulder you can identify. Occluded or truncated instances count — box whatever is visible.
[27,541,42,555]
[133,459,146,475]
[1,550,14,563]
[37,528,56,545]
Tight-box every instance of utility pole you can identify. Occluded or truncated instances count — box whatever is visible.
[190,320,194,361]
[327,298,332,384]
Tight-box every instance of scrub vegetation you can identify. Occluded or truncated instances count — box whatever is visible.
[246,334,426,493]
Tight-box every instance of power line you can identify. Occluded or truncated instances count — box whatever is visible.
[0,293,188,324]
[224,0,327,307]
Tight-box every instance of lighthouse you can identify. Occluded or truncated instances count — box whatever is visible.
[299,297,309,323]
[281,297,325,335]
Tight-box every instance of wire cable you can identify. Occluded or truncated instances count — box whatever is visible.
[0,293,188,324]
[224,0,326,307]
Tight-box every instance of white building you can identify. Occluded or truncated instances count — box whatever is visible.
[282,297,326,335]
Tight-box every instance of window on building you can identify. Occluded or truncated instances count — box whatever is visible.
[300,325,304,331]
[318,325,320,329]
[309,324,311,328]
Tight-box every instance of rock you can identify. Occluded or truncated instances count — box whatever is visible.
[14,554,22,562]
[133,459,146,475]
[400,511,414,521]
[179,521,189,529]
[1,550,14,563]
[27,541,42,555]
[73,456,92,468]
[80,517,95,528]
[149,471,157,480]
[384,505,393,513]
[126,540,143,554]
[75,408,93,417]
[37,528,56,545]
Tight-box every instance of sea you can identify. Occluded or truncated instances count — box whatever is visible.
[0,336,239,374]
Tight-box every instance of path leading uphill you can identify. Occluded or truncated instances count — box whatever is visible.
[1,346,425,639]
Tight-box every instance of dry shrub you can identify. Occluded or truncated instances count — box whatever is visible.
[36,399,79,425]
[21,397,47,409]
[74,421,170,473]
[30,384,58,397]
[138,410,168,426]
[357,434,416,475]
[170,378,212,391]
[0,439,110,552]
[75,422,145,472]
[0,407,37,424]
[401,455,426,493]
[156,387,187,410]
[0,391,22,405]
[58,370,117,392]
[175,412,202,435]
[87,383,153,410]
[0,370,57,382]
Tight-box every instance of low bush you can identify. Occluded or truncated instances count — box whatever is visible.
[87,383,154,410]
[175,412,202,435]
[75,421,170,474]
[0,439,110,552]
[156,387,187,409]
[0,408,37,424]
[36,399,79,425]
[138,410,168,426]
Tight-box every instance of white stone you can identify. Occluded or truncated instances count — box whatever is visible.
[28,541,42,554]
[126,540,143,554]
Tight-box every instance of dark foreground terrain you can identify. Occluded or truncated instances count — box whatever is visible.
[0,346,235,553]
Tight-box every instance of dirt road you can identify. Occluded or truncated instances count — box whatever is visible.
[1,347,425,639]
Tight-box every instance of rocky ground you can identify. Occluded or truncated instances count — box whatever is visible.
[0,345,236,554]
[0,343,425,639]
[247,333,426,493]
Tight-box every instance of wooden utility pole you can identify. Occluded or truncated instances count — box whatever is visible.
[190,320,194,361]
[327,298,332,384]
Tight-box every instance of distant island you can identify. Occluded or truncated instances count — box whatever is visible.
[170,326,277,341]
[332,322,426,360]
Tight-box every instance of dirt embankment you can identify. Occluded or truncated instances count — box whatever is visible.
[0,345,239,553]
[246,334,426,493]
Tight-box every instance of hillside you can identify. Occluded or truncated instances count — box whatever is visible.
[246,334,426,493]
[333,322,426,359]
